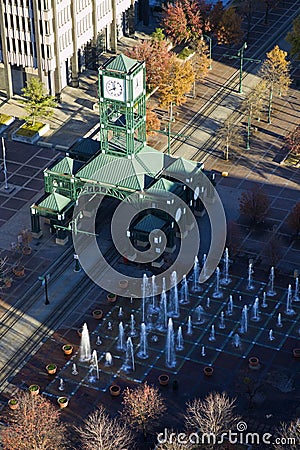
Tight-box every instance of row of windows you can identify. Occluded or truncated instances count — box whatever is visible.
[7,0,30,7]
[6,36,35,56]
[4,13,33,33]
[57,6,71,28]
[37,0,49,10]
[59,30,72,51]
[77,14,92,36]
[76,0,91,13]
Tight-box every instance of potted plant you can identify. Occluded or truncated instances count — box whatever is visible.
[109,384,121,397]
[248,356,260,369]
[92,309,103,319]
[46,363,57,375]
[158,374,170,386]
[62,344,73,356]
[21,229,32,255]
[203,366,214,377]
[8,398,18,410]
[107,293,117,303]
[57,397,68,408]
[4,277,12,288]
[119,279,128,289]
[29,384,40,395]
[13,259,25,277]
[292,348,300,358]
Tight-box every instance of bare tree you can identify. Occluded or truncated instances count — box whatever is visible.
[239,185,270,224]
[121,382,166,437]
[1,391,67,450]
[273,419,300,450]
[217,116,243,160]
[155,429,193,450]
[76,405,134,450]
[185,392,240,449]
[286,202,300,237]
[285,125,300,156]
[241,81,267,150]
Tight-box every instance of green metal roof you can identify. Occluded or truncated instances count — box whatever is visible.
[163,157,198,178]
[147,178,178,193]
[69,138,99,160]
[134,214,166,233]
[48,157,81,176]
[37,192,72,212]
[105,54,139,73]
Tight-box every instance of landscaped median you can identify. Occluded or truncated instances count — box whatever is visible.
[12,121,50,144]
[0,113,15,134]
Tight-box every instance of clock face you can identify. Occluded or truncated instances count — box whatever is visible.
[103,76,125,101]
[133,71,144,99]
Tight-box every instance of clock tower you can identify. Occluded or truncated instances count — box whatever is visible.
[98,54,146,156]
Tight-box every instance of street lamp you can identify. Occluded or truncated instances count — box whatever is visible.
[38,273,50,305]
[202,34,212,70]
[237,42,247,94]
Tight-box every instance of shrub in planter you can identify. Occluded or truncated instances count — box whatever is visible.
[29,384,40,395]
[8,398,18,410]
[57,397,68,408]
[46,363,57,375]
[62,344,73,355]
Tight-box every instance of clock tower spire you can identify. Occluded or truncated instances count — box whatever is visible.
[98,54,146,157]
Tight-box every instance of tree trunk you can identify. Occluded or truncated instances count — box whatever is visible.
[268,86,273,124]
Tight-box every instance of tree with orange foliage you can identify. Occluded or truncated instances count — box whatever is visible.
[285,125,300,156]
[163,0,203,45]
[1,391,67,450]
[217,7,243,44]
[146,106,161,136]
[121,382,166,437]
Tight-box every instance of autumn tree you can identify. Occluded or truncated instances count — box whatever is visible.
[286,15,300,59]
[239,185,270,224]
[126,39,172,92]
[156,429,193,450]
[190,40,210,81]
[241,81,267,149]
[217,7,243,45]
[159,56,195,108]
[185,392,240,449]
[121,382,166,437]
[21,78,56,126]
[217,116,243,160]
[259,45,291,123]
[285,125,300,155]
[163,0,203,45]
[273,419,300,450]
[146,106,161,136]
[76,405,134,450]
[1,391,67,450]
[286,202,300,237]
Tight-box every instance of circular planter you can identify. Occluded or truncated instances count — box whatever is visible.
[13,266,25,277]
[29,384,40,396]
[57,397,68,408]
[92,309,103,319]
[158,374,170,386]
[46,364,57,375]
[22,246,32,255]
[248,357,260,369]
[62,345,73,356]
[119,279,128,289]
[107,293,117,303]
[292,348,300,359]
[203,366,214,377]
[8,398,18,410]
[4,279,12,288]
[109,384,121,397]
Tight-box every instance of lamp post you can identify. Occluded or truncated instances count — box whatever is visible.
[224,43,260,94]
[74,253,81,272]
[203,34,212,70]
[38,273,50,305]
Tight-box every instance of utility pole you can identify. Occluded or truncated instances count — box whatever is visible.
[224,43,260,94]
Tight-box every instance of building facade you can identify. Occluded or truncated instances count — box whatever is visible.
[0,0,134,98]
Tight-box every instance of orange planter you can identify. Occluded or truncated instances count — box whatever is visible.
[92,310,103,319]
[203,366,213,377]
[109,385,121,397]
[107,293,117,303]
[158,374,170,386]
[29,384,40,395]
[46,364,57,375]
[8,399,18,410]
[62,345,73,355]
[57,397,68,408]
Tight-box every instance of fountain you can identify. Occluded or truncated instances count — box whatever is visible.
[118,307,123,317]
[105,352,113,366]
[233,333,241,348]
[285,284,295,316]
[201,345,206,357]
[251,297,260,322]
[142,273,149,324]
[267,267,276,297]
[247,262,254,290]
[90,350,100,381]
[179,274,189,304]
[206,297,210,308]
[195,305,205,324]
[176,326,184,351]
[107,321,113,331]
[268,329,275,341]
[202,253,207,282]
[213,267,223,298]
[168,271,180,318]
[166,318,176,368]
[261,292,268,308]
[187,315,193,335]
[192,256,200,292]
[150,275,159,313]
[71,363,78,375]
[240,305,248,334]
[209,325,216,341]
[80,323,91,362]
[122,337,135,372]
[129,314,137,337]
[218,311,226,329]
[156,291,168,331]
[227,295,234,316]
[221,247,231,285]
[117,322,126,351]
[137,323,149,359]
[294,277,299,302]
[58,378,64,391]
[276,313,283,327]
[96,336,102,345]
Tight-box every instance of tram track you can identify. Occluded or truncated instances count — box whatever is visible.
[167,0,300,162]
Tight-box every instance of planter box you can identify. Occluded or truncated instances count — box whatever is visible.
[0,115,15,134]
[12,122,50,144]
